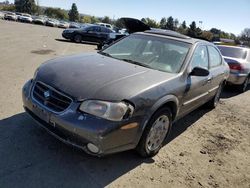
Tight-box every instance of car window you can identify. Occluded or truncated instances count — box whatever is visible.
[102,34,190,73]
[217,46,247,59]
[88,26,100,32]
[208,46,222,68]
[101,27,111,33]
[190,46,208,69]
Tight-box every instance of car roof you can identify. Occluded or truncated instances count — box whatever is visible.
[136,29,208,45]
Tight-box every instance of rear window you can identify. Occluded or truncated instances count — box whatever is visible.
[217,46,247,59]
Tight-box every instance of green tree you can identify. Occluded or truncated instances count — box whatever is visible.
[181,21,187,29]
[240,28,250,46]
[200,31,213,41]
[81,15,91,23]
[141,17,159,28]
[68,3,79,22]
[44,8,68,20]
[15,0,37,14]
[187,21,196,37]
[0,4,15,11]
[160,17,167,29]
[90,16,100,24]
[102,16,112,24]
[166,16,174,30]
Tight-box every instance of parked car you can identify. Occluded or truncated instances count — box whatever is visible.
[69,22,80,28]
[4,12,17,21]
[23,25,229,157]
[217,45,250,92]
[62,25,114,44]
[0,11,5,19]
[96,22,112,29]
[32,16,46,25]
[58,21,69,29]
[19,13,32,23]
[97,17,151,50]
[45,18,59,27]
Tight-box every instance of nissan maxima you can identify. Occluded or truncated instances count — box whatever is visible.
[22,30,229,157]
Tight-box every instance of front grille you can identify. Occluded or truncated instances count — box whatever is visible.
[32,82,72,112]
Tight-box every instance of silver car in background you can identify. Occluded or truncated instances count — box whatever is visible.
[217,45,250,92]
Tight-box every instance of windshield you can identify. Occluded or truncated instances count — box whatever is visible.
[102,34,190,73]
[217,46,247,59]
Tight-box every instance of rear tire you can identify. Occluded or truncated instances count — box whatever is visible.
[136,107,172,157]
[206,83,223,109]
[74,34,82,43]
[239,77,249,93]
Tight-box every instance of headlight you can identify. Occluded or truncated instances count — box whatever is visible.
[79,100,134,121]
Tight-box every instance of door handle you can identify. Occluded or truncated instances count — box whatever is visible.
[206,77,213,83]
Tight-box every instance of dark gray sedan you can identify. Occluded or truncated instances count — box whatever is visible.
[22,30,229,157]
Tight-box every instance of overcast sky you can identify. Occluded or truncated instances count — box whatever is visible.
[8,0,250,35]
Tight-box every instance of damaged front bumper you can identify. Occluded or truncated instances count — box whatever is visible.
[22,79,140,156]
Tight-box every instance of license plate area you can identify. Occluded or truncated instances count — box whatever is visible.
[32,104,50,123]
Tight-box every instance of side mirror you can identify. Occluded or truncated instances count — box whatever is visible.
[190,67,209,77]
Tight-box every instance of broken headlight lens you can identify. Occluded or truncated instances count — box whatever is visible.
[79,100,134,121]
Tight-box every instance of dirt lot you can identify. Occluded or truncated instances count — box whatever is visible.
[0,20,249,188]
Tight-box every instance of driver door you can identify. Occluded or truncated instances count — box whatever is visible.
[180,45,212,115]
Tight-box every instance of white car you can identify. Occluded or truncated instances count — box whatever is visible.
[4,12,17,21]
[0,11,5,19]
[19,14,32,23]
[96,22,112,29]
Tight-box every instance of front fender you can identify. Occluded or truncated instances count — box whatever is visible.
[134,94,179,146]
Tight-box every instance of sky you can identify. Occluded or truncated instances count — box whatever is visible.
[8,0,250,35]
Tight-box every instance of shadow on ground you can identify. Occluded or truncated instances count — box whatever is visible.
[0,106,216,187]
[221,85,249,99]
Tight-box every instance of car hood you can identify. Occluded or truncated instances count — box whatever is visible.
[36,53,175,101]
[120,17,151,34]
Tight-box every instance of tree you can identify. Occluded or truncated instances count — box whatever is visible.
[187,21,198,37]
[90,16,100,24]
[44,8,68,20]
[68,3,79,22]
[181,21,187,29]
[102,16,112,24]
[141,17,159,28]
[166,16,174,30]
[174,18,179,30]
[160,17,167,29]
[240,28,250,46]
[81,15,91,23]
[15,0,37,14]
[200,31,213,41]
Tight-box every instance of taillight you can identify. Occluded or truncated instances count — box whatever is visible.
[228,63,242,71]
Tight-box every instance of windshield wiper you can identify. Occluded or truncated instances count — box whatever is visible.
[120,59,152,68]
[98,51,112,57]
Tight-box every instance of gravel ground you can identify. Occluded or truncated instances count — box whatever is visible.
[0,20,249,188]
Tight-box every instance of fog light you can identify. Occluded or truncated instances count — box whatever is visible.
[87,143,99,154]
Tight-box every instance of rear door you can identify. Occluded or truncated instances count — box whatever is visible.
[85,26,101,42]
[207,45,225,97]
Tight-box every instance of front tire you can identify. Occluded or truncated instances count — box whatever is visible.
[74,34,82,43]
[136,107,172,157]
